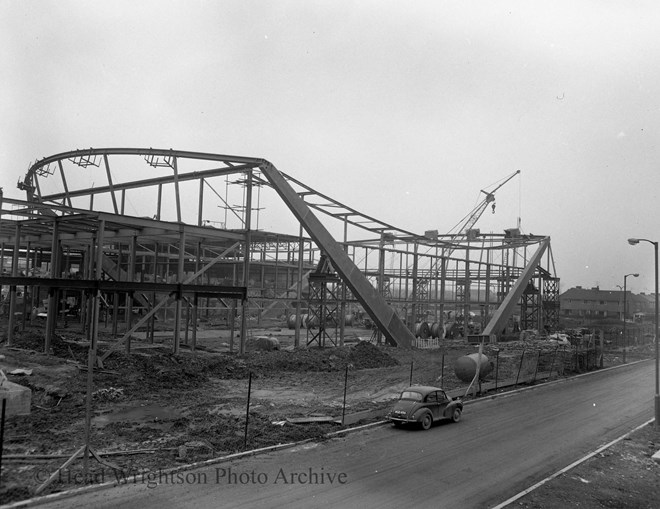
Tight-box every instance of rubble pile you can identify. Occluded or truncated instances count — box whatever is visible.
[209,340,400,377]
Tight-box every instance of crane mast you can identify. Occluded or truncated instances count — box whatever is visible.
[442,170,521,336]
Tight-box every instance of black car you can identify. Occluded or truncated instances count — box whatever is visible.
[386,385,463,430]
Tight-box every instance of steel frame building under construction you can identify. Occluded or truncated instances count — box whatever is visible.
[0,148,559,358]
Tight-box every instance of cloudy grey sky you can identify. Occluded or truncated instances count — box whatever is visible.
[1,1,659,293]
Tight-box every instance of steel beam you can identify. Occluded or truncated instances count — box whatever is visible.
[101,254,150,309]
[40,163,258,202]
[261,162,414,348]
[0,197,246,242]
[481,237,550,341]
[103,155,119,214]
[97,241,242,362]
[172,157,182,223]
[0,276,246,297]
[26,148,262,176]
[57,160,72,207]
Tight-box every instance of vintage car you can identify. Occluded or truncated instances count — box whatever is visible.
[386,385,463,430]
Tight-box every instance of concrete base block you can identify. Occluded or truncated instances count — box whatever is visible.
[653,449,660,464]
[0,381,32,416]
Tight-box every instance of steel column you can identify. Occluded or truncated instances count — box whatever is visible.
[173,230,186,354]
[172,157,182,223]
[240,171,253,355]
[7,224,21,345]
[44,219,59,353]
[125,236,136,353]
[92,220,105,350]
[295,225,304,348]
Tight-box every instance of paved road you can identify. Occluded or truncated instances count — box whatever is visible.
[35,360,655,509]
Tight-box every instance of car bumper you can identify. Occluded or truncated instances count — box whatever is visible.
[387,415,417,424]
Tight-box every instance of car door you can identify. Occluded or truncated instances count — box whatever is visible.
[426,391,442,420]
[437,390,450,418]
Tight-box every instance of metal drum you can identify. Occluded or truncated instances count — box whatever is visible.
[303,314,319,328]
[430,322,445,339]
[414,321,431,339]
[287,314,301,329]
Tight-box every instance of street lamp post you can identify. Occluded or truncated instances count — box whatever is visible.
[628,238,659,430]
[622,273,639,364]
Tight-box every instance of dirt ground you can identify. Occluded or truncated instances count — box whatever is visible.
[517,422,660,509]
[0,324,657,506]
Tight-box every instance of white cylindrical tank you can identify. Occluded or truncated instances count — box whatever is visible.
[454,353,492,383]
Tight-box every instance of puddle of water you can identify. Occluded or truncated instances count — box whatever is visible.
[93,404,182,428]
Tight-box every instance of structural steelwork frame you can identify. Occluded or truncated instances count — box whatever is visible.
[1,147,560,357]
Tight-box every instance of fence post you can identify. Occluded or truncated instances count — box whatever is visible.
[440,352,445,387]
[409,360,414,386]
[532,349,540,384]
[549,346,558,379]
[244,371,252,449]
[342,365,349,426]
[0,398,6,488]
[515,348,525,388]
[494,348,500,391]
[585,343,590,371]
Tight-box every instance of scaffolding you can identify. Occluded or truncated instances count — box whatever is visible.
[306,255,342,347]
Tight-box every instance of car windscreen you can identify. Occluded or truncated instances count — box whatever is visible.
[399,391,423,401]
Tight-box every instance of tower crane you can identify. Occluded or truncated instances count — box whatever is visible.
[444,169,521,254]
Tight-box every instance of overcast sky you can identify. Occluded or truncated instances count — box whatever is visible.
[1,1,659,293]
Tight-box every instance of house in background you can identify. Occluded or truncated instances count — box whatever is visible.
[559,286,654,321]
[631,292,656,322]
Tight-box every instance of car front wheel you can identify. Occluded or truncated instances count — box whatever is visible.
[420,413,433,430]
[451,408,462,423]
